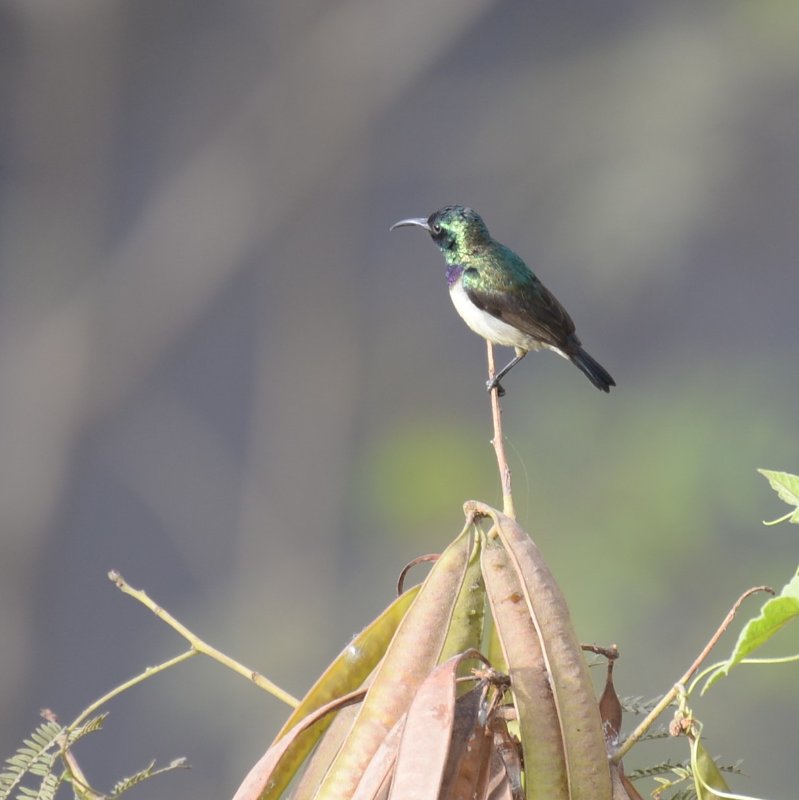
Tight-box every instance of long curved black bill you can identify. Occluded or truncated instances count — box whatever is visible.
[389,217,430,232]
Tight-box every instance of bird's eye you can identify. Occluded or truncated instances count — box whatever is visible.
[432,222,442,234]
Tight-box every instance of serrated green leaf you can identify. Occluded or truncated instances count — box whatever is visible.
[703,573,799,691]
[757,469,799,524]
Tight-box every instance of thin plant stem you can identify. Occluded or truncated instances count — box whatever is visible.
[41,654,197,799]
[67,648,199,734]
[611,585,773,763]
[42,708,106,800]
[486,342,515,520]
[687,651,799,697]
[108,570,300,708]
[48,677,191,798]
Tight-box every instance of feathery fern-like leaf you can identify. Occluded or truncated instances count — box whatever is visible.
[29,770,60,800]
[0,721,62,800]
[627,758,691,780]
[65,713,108,747]
[636,724,671,742]
[620,694,671,715]
[107,757,188,798]
[668,788,696,800]
[636,757,742,799]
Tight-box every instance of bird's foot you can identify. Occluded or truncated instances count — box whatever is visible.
[486,378,506,397]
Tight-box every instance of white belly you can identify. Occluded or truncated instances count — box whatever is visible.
[449,280,536,350]
[448,279,568,359]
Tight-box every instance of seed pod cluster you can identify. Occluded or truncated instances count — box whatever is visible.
[233,504,622,800]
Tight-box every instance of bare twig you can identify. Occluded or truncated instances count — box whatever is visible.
[680,585,773,686]
[486,342,515,520]
[582,643,620,661]
[611,585,773,763]
[108,570,299,707]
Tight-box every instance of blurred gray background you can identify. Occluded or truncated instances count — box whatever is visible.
[1,1,798,797]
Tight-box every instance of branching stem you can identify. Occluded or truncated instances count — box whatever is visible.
[108,570,299,708]
[611,585,773,763]
[68,649,198,734]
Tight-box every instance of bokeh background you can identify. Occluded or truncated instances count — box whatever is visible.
[2,1,798,798]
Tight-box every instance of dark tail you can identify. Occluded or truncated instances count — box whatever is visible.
[570,348,615,393]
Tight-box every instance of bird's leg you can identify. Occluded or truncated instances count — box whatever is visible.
[486,350,527,393]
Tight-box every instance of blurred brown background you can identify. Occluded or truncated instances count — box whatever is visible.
[1,1,798,798]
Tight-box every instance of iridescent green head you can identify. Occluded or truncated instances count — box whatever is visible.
[390,205,491,259]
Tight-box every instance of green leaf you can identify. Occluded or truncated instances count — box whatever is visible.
[703,573,799,691]
[690,734,766,800]
[32,770,60,800]
[757,469,799,524]
[0,721,61,800]
[691,737,730,800]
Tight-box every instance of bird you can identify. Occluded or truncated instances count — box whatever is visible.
[390,205,615,396]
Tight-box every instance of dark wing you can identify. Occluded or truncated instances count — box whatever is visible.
[462,264,579,350]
